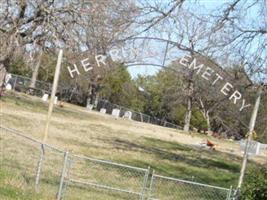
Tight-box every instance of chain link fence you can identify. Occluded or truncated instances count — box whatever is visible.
[7,74,51,97]
[148,174,234,200]
[0,126,234,200]
[96,99,182,130]
[0,126,65,199]
[65,154,149,200]
[6,74,182,131]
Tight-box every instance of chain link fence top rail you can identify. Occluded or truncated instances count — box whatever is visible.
[0,126,233,200]
[149,174,233,200]
[0,126,65,199]
[64,154,149,200]
[0,126,149,200]
[8,74,182,131]
[96,99,182,130]
[9,74,51,96]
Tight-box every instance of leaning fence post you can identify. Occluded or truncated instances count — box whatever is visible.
[164,121,167,127]
[35,144,45,192]
[60,158,73,200]
[148,170,155,200]
[13,75,18,91]
[140,112,143,122]
[140,166,150,200]
[57,151,69,200]
[227,186,233,200]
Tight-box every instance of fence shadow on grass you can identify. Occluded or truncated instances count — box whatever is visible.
[0,126,235,200]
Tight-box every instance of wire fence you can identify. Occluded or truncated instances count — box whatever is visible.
[96,99,182,130]
[0,125,234,200]
[6,73,182,131]
[148,174,234,200]
[7,73,51,96]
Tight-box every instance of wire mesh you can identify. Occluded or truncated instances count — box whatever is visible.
[0,127,62,199]
[0,126,66,199]
[9,74,51,97]
[149,174,231,200]
[96,99,182,130]
[64,154,149,200]
[37,145,65,197]
[0,126,234,200]
[0,127,40,192]
[6,74,182,130]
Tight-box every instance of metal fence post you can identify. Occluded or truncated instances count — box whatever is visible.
[148,170,155,200]
[227,186,233,200]
[60,158,73,200]
[140,112,143,122]
[140,166,150,200]
[164,121,167,127]
[13,75,18,90]
[35,144,45,192]
[57,151,69,200]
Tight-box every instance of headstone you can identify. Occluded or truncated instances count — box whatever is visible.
[54,96,58,105]
[240,140,261,155]
[112,108,120,118]
[100,108,106,114]
[5,73,12,84]
[86,104,94,110]
[42,94,49,102]
[123,111,132,120]
[261,144,267,150]
[5,83,12,90]
[86,98,91,107]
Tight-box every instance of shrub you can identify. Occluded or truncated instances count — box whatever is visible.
[240,166,267,200]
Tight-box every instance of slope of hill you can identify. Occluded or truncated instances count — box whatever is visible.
[0,91,265,199]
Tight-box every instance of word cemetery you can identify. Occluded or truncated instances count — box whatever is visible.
[179,55,251,112]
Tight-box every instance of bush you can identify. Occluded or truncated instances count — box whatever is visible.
[191,108,208,132]
[240,166,267,200]
[8,56,31,77]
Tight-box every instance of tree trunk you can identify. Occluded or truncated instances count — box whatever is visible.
[0,64,7,96]
[87,84,93,105]
[184,95,192,132]
[206,111,211,132]
[198,98,211,132]
[94,92,99,107]
[30,51,42,88]
[183,65,194,132]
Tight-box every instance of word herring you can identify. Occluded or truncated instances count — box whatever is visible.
[67,47,142,78]
[179,55,251,112]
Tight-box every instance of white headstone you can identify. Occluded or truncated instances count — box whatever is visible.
[5,83,12,90]
[261,144,267,150]
[240,140,261,155]
[112,108,120,118]
[5,73,12,84]
[86,104,94,110]
[42,94,49,102]
[123,111,132,120]
[54,96,58,105]
[100,108,106,114]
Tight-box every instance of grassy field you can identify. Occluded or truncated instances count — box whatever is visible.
[0,91,265,199]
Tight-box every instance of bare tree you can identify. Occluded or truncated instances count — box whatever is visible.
[0,0,140,98]
[0,0,87,86]
[209,0,267,82]
[155,9,211,131]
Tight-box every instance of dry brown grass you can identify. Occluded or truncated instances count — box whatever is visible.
[0,91,266,199]
[1,91,265,163]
